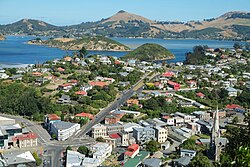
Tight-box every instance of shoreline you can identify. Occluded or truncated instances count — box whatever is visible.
[27,42,131,52]
[5,34,249,42]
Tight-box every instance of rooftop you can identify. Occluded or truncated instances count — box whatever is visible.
[52,121,78,130]
[47,114,61,121]
[66,150,85,167]
[142,158,161,167]
[12,132,37,141]
[2,151,35,165]
[123,151,149,167]
[75,112,94,119]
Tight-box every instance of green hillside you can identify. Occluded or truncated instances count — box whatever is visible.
[122,43,174,61]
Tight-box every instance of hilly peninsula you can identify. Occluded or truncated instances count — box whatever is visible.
[28,36,130,51]
[0,34,5,40]
[122,43,174,61]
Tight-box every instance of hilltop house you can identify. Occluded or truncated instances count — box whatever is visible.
[225,87,238,97]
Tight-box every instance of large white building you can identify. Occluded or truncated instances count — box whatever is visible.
[91,123,107,139]
[50,121,80,141]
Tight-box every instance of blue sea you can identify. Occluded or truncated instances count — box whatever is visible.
[0,36,247,68]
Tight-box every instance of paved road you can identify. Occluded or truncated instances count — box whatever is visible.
[72,72,160,138]
[0,71,159,165]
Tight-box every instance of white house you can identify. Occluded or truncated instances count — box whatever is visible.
[0,73,9,79]
[50,121,80,141]
[91,143,112,162]
[225,87,238,97]
[180,149,196,158]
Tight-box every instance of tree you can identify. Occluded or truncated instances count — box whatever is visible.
[189,153,213,167]
[66,146,72,151]
[96,137,105,142]
[51,133,57,139]
[146,140,160,153]
[232,116,239,124]
[77,146,90,156]
[32,152,42,166]
[180,139,206,152]
[79,46,88,58]
[233,42,242,50]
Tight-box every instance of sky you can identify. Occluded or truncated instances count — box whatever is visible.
[0,0,249,26]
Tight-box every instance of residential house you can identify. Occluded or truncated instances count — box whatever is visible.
[175,112,192,123]
[58,83,72,92]
[122,66,134,72]
[57,95,71,104]
[9,74,23,80]
[192,111,210,120]
[105,114,121,125]
[118,81,130,87]
[179,102,193,108]
[154,82,164,89]
[75,112,94,121]
[106,123,124,135]
[173,156,192,167]
[154,126,168,143]
[187,122,201,134]
[180,149,196,158]
[196,92,205,98]
[126,99,142,108]
[167,80,180,90]
[57,67,65,73]
[225,87,238,97]
[91,142,112,162]
[186,80,197,88]
[89,81,108,88]
[80,85,93,91]
[119,72,129,77]
[64,56,72,62]
[44,114,61,130]
[99,56,111,64]
[125,144,139,158]
[173,116,184,126]
[0,73,9,79]
[162,71,175,78]
[133,127,155,144]
[75,91,87,96]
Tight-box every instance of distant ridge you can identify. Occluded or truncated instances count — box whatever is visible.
[0,11,250,40]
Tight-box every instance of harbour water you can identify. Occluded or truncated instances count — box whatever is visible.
[0,36,246,68]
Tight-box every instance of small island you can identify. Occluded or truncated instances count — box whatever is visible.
[0,34,5,40]
[28,36,130,51]
[122,43,175,61]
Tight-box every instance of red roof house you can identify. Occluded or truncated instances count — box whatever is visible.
[125,144,140,158]
[186,80,197,87]
[32,72,43,77]
[226,104,242,109]
[75,91,88,96]
[75,112,94,120]
[162,71,175,78]
[47,114,61,121]
[167,80,180,90]
[57,67,65,73]
[196,92,205,98]
[12,132,38,142]
[109,133,121,139]
[89,81,108,88]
